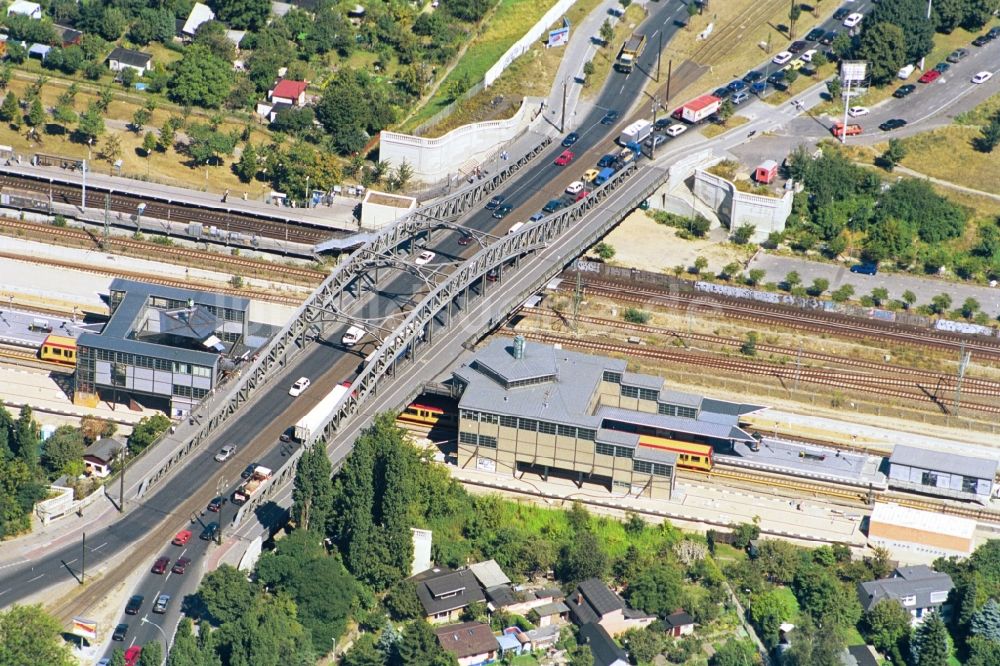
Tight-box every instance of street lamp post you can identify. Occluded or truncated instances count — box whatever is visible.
[139,616,169,666]
[82,140,92,211]
[304,175,310,208]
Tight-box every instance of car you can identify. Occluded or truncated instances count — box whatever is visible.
[646,134,668,149]
[653,117,673,130]
[918,69,941,83]
[727,79,747,93]
[749,80,767,95]
[214,443,236,462]
[491,204,513,219]
[241,463,256,480]
[799,49,818,62]
[892,84,916,98]
[972,71,993,84]
[972,34,990,47]
[172,529,192,546]
[843,12,863,27]
[414,250,436,264]
[712,86,732,100]
[879,118,907,131]
[582,168,600,183]
[805,27,826,41]
[152,556,170,574]
[833,7,850,20]
[153,594,170,614]
[600,110,619,125]
[457,234,473,246]
[565,181,584,195]
[933,61,951,73]
[848,106,869,117]
[207,496,227,512]
[485,269,499,283]
[125,595,143,615]
[665,124,688,137]
[112,623,129,641]
[850,263,878,275]
[124,647,142,666]
[788,40,808,54]
[341,325,365,345]
[200,522,219,540]
[561,132,580,147]
[279,429,292,442]
[288,376,310,397]
[767,70,787,85]
[542,199,564,213]
[172,557,191,574]
[772,50,793,65]
[597,154,616,168]
[743,70,765,83]
[820,30,838,45]
[786,58,806,71]
[554,150,574,166]
[947,48,968,63]
[989,27,1000,40]
[484,194,505,210]
[529,212,544,222]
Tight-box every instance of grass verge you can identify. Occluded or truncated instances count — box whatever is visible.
[899,126,1000,196]
[701,114,749,138]
[581,4,647,101]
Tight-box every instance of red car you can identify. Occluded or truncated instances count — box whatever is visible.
[574,189,589,202]
[151,556,170,574]
[172,530,192,546]
[918,69,941,83]
[554,149,574,166]
[124,646,142,666]
[172,557,192,574]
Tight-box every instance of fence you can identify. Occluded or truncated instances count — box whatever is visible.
[483,0,579,87]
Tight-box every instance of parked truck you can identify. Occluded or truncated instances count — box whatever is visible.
[831,121,862,137]
[676,94,722,123]
[615,33,646,73]
[618,119,652,146]
[231,465,272,505]
[293,382,351,442]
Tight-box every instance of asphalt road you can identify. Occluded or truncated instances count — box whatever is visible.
[0,1,692,660]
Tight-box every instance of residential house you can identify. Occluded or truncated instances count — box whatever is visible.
[255,100,293,123]
[412,566,486,624]
[434,621,498,666]
[106,47,152,75]
[530,599,571,627]
[84,438,124,477]
[567,578,655,637]
[55,25,82,47]
[579,622,628,666]
[182,2,215,36]
[269,79,308,107]
[857,565,954,626]
[484,585,563,616]
[496,628,529,657]
[7,0,42,19]
[663,610,696,637]
[524,624,560,651]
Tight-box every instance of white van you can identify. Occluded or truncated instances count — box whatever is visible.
[342,325,365,346]
[897,64,915,79]
[508,222,525,235]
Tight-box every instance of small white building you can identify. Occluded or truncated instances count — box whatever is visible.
[84,438,124,478]
[269,79,308,107]
[7,0,42,20]
[106,47,153,75]
[360,190,417,231]
[182,2,215,36]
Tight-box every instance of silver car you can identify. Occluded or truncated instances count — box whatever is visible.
[214,444,236,462]
[153,594,170,614]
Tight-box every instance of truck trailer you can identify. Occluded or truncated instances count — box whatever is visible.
[231,465,272,505]
[677,94,722,123]
[618,119,652,146]
[615,33,646,73]
[832,121,862,137]
[293,382,351,442]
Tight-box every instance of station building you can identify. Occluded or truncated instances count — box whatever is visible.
[452,337,762,499]
[74,279,252,417]
[888,444,997,504]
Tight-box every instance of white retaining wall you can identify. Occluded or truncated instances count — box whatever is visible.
[693,169,792,242]
[380,100,530,183]
[484,0,579,87]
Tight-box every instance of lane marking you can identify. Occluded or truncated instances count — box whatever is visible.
[27,574,43,583]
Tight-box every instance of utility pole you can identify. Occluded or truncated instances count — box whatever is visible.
[953,343,970,417]
[118,444,127,512]
[560,79,568,134]
[103,193,110,245]
[572,269,582,331]
[81,532,86,584]
[919,0,933,71]
[665,60,673,108]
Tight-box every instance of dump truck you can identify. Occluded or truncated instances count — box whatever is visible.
[676,94,722,123]
[615,33,646,73]
[831,121,862,137]
[231,465,272,505]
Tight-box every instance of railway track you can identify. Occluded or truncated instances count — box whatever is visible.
[0,250,305,306]
[523,306,1000,396]
[0,218,328,282]
[566,277,1000,358]
[0,344,73,372]
[513,330,1000,414]
[0,174,336,246]
[689,0,788,65]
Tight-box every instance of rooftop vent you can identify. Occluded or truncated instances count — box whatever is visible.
[512,335,526,359]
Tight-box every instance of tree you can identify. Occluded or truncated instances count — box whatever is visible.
[341,633,385,666]
[961,297,980,319]
[976,117,1000,153]
[877,138,907,171]
[169,45,234,108]
[621,626,664,663]
[110,648,127,666]
[871,287,889,306]
[132,108,150,134]
[557,529,608,584]
[0,604,76,666]
[198,565,255,625]
[971,598,1000,641]
[212,0,271,30]
[138,640,164,666]
[792,565,862,630]
[711,638,759,666]
[717,99,735,125]
[911,612,949,666]
[384,580,423,621]
[746,268,766,286]
[26,98,45,130]
[740,331,758,356]
[40,425,84,479]
[187,123,237,165]
[783,271,801,291]
[693,256,709,275]
[102,134,122,165]
[685,1,699,27]
[733,223,756,245]
[142,131,157,157]
[292,443,334,533]
[168,618,202,666]
[224,594,315,665]
[626,562,684,617]
[789,3,802,38]
[721,262,742,281]
[14,406,40,471]
[831,284,855,303]
[392,160,414,192]
[0,92,19,124]
[158,120,177,153]
[731,521,760,549]
[600,18,614,45]
[862,599,912,653]
[755,539,800,584]
[77,103,105,143]
[750,588,798,647]
[233,143,259,183]
[128,414,171,454]
[901,289,917,309]
[930,293,952,315]
[808,277,829,297]
[594,242,616,260]
[826,77,842,100]
[857,22,907,84]
[315,70,394,155]
[99,6,128,40]
[582,60,596,84]
[782,615,846,666]
[392,619,456,666]
[865,0,936,63]
[784,68,800,85]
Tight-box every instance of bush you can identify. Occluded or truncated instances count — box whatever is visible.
[624,308,651,324]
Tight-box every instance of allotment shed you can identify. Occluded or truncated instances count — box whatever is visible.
[754,160,778,184]
[888,444,996,504]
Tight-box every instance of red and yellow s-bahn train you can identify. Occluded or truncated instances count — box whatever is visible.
[396,402,458,429]
[39,334,78,366]
[635,434,714,471]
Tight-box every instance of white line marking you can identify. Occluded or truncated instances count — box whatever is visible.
[27,574,43,583]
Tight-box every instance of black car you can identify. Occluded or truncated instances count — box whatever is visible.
[561,132,580,147]
[805,27,826,42]
[125,595,143,615]
[988,27,1000,40]
[850,263,878,275]
[712,86,732,100]
[788,40,808,54]
[879,118,907,131]
[892,84,916,98]
[542,198,564,213]
[933,61,950,73]
[492,204,513,219]
[767,70,787,85]
[200,522,219,540]
[112,623,129,641]
[820,30,838,45]
[207,496,227,512]
[240,463,256,480]
[484,195,505,210]
[833,7,850,20]
[972,34,990,47]
[597,154,616,168]
[600,110,619,125]
[654,117,672,130]
[742,70,765,83]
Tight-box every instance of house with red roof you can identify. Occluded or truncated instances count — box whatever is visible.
[269,79,308,107]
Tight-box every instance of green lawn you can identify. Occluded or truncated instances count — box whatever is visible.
[510,654,540,665]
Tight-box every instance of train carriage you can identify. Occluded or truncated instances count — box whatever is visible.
[397,402,457,429]
[637,434,713,471]
[40,334,77,366]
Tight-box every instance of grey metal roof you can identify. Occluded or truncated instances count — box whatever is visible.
[856,566,954,613]
[596,428,639,448]
[657,389,703,408]
[107,46,151,67]
[634,446,678,466]
[579,623,628,666]
[473,341,558,384]
[109,278,250,311]
[664,611,694,628]
[78,331,220,366]
[469,560,511,589]
[533,600,569,616]
[621,372,663,391]
[700,397,768,416]
[597,406,755,442]
[890,444,998,481]
[413,568,485,616]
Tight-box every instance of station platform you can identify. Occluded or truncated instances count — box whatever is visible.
[721,438,887,490]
